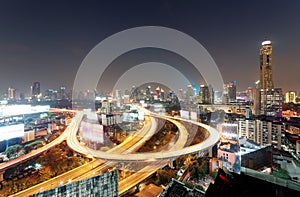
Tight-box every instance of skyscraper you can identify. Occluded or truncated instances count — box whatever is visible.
[31,81,40,98]
[198,84,213,104]
[228,80,237,102]
[7,87,16,100]
[258,39,283,117]
[260,40,274,89]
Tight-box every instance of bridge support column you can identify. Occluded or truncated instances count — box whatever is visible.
[168,158,174,169]
[0,170,4,182]
[198,151,204,158]
[209,147,213,157]
[121,162,126,179]
[136,183,140,192]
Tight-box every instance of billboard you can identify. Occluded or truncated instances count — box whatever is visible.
[221,123,239,140]
[0,124,24,141]
[81,121,104,143]
[138,110,145,121]
[218,123,241,174]
[180,110,189,119]
[122,112,138,123]
[0,105,49,117]
[190,111,198,121]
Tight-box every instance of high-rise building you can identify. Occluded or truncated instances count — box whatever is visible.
[31,81,40,98]
[178,88,184,101]
[260,40,274,90]
[285,91,297,103]
[228,80,237,102]
[186,84,194,103]
[222,81,236,104]
[198,85,213,104]
[58,85,66,100]
[258,40,283,117]
[247,87,254,102]
[238,119,285,150]
[253,80,260,115]
[259,88,283,117]
[7,87,16,100]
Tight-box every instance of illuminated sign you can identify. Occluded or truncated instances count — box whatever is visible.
[0,105,50,117]
[180,110,189,119]
[123,112,138,122]
[81,122,104,143]
[190,111,197,121]
[0,124,24,141]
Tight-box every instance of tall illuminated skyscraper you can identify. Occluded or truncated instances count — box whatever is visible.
[258,39,283,117]
[260,40,274,89]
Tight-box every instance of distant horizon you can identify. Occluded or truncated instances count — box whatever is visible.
[1,1,300,95]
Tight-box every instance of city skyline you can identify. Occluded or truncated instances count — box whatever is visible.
[0,1,300,94]
[1,1,300,196]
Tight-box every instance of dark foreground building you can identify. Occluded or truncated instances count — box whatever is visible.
[205,168,300,197]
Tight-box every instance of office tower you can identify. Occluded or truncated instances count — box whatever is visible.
[184,84,194,103]
[228,80,237,102]
[260,88,283,117]
[31,81,40,98]
[7,87,16,100]
[160,88,165,100]
[246,87,254,102]
[260,40,274,89]
[58,85,66,99]
[199,85,212,104]
[285,91,297,103]
[253,80,260,115]
[178,89,183,101]
[258,40,283,116]
[222,84,229,104]
[114,89,122,100]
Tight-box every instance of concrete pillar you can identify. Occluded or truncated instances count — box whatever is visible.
[0,171,5,182]
[209,147,213,157]
[169,158,174,169]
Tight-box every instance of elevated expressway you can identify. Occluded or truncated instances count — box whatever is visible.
[67,112,220,162]
[65,109,220,196]
[11,112,159,197]
[9,108,220,196]
[0,109,83,181]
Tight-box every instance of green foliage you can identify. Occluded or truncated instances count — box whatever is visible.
[209,170,218,179]
[156,167,177,185]
[190,158,209,179]
[272,168,291,180]
[5,144,24,158]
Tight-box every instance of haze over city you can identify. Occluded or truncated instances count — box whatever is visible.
[1,0,300,94]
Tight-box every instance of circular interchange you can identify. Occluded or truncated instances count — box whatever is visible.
[70,26,223,162]
[66,109,220,162]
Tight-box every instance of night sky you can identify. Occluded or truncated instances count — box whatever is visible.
[0,0,300,95]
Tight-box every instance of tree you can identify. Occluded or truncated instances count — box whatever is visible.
[5,144,24,159]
